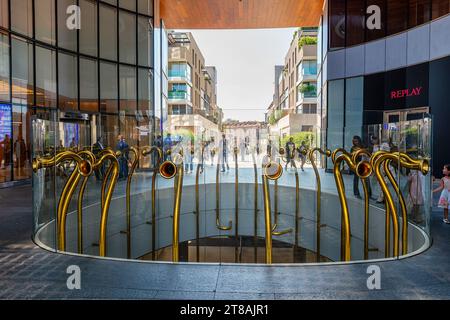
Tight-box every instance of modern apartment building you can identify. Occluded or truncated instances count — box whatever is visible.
[167,31,223,142]
[267,27,320,139]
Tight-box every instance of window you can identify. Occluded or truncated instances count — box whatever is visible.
[35,0,56,45]
[119,65,137,115]
[138,0,154,16]
[11,0,33,37]
[120,0,136,11]
[387,0,408,36]
[345,77,363,151]
[100,62,118,114]
[119,11,136,64]
[36,46,57,108]
[346,0,365,46]
[0,0,8,29]
[58,0,77,51]
[138,68,153,113]
[326,80,345,167]
[304,104,318,114]
[58,52,78,111]
[302,125,314,132]
[80,57,98,112]
[432,0,450,19]
[100,4,117,61]
[80,0,98,56]
[138,17,153,67]
[12,105,31,181]
[11,37,33,106]
[409,0,431,28]
[329,0,346,49]
[0,33,9,103]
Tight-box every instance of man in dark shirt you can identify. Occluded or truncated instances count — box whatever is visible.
[285,137,296,170]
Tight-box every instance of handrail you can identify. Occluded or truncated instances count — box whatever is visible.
[234,147,239,263]
[309,147,331,261]
[95,152,119,257]
[76,150,96,254]
[262,162,283,264]
[33,151,93,252]
[351,148,372,260]
[333,152,372,261]
[141,146,163,260]
[125,147,139,259]
[251,148,259,263]
[194,144,205,262]
[159,154,184,262]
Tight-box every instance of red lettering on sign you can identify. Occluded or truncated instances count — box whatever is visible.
[390,87,423,100]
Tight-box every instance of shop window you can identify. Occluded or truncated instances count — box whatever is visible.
[0,104,12,183]
[0,33,9,103]
[119,65,137,115]
[12,105,31,181]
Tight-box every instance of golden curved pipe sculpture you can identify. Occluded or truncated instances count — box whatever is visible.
[271,163,294,237]
[159,155,184,262]
[333,153,373,261]
[309,147,332,261]
[97,148,118,210]
[76,150,96,254]
[141,146,163,260]
[95,153,119,257]
[372,152,400,258]
[194,145,204,262]
[262,162,283,264]
[331,148,351,164]
[33,151,93,252]
[124,147,139,259]
[380,152,430,256]
[351,148,372,260]
[215,158,232,231]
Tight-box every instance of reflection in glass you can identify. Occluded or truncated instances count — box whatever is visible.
[120,65,137,115]
[80,57,98,113]
[36,46,57,108]
[11,37,34,106]
[80,0,98,56]
[100,62,118,114]
[0,33,10,103]
[11,0,33,37]
[58,52,78,111]
[35,0,56,45]
[57,0,77,51]
[119,11,136,64]
[100,4,117,61]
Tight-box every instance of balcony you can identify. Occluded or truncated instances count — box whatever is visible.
[168,91,191,102]
[168,71,192,84]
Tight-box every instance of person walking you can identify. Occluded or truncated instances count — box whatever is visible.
[219,134,230,172]
[297,141,307,172]
[285,137,296,170]
[116,135,130,179]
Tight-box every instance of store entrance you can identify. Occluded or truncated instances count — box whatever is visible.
[58,112,96,152]
[383,107,432,156]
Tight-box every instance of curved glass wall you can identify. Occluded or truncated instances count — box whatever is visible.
[31,113,433,264]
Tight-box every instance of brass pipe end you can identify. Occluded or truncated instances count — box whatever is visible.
[356,161,372,179]
[325,149,332,157]
[32,158,41,172]
[420,159,430,175]
[160,161,177,179]
[264,162,283,180]
[78,160,93,177]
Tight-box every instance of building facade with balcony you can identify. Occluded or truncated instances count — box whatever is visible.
[222,120,268,155]
[167,32,222,142]
[267,27,320,141]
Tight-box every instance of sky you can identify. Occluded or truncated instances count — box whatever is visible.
[175,28,297,122]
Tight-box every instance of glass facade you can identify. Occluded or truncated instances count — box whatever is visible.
[0,0,154,186]
[329,0,450,49]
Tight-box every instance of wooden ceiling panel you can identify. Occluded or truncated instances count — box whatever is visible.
[160,0,324,29]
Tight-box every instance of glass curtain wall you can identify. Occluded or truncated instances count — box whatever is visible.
[0,0,154,186]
